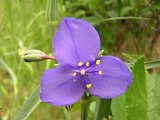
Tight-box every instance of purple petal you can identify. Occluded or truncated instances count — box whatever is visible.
[40,65,84,106]
[53,18,100,66]
[88,56,132,99]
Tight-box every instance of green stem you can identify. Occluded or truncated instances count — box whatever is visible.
[10,94,17,119]
[94,98,111,120]
[81,93,90,120]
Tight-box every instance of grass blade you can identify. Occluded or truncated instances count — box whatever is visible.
[90,16,150,25]
[13,86,41,120]
[103,16,150,21]
[0,58,17,95]
[46,0,59,37]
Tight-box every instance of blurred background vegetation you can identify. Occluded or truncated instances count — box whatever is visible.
[0,0,160,120]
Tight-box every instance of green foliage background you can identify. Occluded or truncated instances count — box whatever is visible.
[0,0,160,120]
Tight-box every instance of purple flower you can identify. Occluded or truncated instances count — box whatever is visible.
[40,18,132,106]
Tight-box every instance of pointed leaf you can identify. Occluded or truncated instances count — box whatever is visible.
[112,57,148,120]
[13,86,41,120]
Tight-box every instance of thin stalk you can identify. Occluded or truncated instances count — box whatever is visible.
[10,94,17,119]
[103,16,151,21]
[81,93,90,120]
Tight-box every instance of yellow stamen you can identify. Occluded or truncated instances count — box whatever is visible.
[72,72,77,77]
[78,62,83,66]
[86,62,90,66]
[98,70,103,75]
[96,60,101,65]
[86,84,92,89]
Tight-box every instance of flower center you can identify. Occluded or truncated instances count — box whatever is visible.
[80,69,85,75]
[72,60,103,89]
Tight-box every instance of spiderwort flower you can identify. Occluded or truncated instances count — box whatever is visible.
[40,18,132,106]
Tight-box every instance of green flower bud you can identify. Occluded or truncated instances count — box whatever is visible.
[98,49,104,57]
[22,50,54,62]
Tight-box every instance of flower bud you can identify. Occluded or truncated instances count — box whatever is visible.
[22,50,55,62]
[98,49,104,57]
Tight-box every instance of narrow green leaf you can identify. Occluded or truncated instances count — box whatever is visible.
[13,86,41,120]
[46,0,58,22]
[90,16,150,25]
[4,0,14,29]
[94,98,111,120]
[103,16,150,21]
[143,60,160,69]
[46,0,59,37]
[127,59,160,69]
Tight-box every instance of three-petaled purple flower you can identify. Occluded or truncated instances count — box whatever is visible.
[40,18,132,106]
